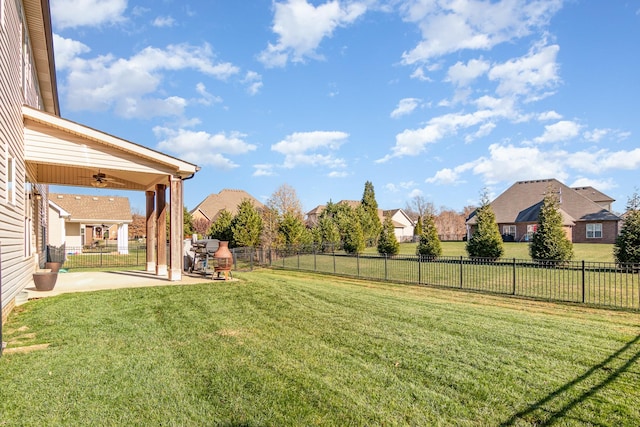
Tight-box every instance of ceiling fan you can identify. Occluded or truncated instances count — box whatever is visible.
[90,170,125,188]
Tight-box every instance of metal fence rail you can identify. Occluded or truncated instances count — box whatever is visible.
[266,247,640,311]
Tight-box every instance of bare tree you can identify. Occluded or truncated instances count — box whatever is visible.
[129,212,146,239]
[405,194,435,221]
[192,217,211,237]
[266,183,304,219]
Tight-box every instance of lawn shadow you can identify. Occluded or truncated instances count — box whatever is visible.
[501,334,640,426]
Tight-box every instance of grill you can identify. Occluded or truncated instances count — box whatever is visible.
[188,239,220,277]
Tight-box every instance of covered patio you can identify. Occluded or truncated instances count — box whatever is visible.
[23,106,199,281]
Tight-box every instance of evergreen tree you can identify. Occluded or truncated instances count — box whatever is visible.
[466,191,504,259]
[183,207,194,238]
[231,199,263,247]
[529,188,573,261]
[208,209,234,242]
[343,214,365,254]
[360,181,382,246]
[416,214,442,258]
[414,216,423,239]
[377,216,400,255]
[614,192,640,264]
[316,215,340,251]
[278,211,307,247]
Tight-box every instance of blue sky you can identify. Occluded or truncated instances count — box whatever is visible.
[50,0,640,215]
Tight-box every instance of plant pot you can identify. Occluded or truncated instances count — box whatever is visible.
[33,271,58,291]
[45,262,63,272]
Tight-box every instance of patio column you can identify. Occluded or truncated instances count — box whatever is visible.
[117,224,129,255]
[145,190,156,272]
[156,184,167,276]
[168,176,184,281]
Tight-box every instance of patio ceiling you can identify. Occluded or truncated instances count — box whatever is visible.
[23,106,199,191]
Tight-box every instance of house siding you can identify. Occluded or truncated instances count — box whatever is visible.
[1,0,44,320]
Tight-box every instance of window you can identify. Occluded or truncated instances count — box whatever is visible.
[7,156,15,205]
[586,223,602,239]
[503,225,516,240]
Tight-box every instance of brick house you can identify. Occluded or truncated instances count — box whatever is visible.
[466,179,621,244]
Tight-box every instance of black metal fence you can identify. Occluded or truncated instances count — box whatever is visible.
[56,243,640,311]
[265,247,640,311]
[60,244,259,272]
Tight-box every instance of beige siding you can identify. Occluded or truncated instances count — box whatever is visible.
[24,124,165,173]
[1,0,42,318]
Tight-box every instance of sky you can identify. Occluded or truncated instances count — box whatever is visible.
[49,0,640,215]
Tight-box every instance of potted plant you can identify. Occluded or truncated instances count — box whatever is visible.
[32,269,58,291]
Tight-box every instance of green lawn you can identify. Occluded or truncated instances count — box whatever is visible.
[365,241,616,262]
[1,270,639,425]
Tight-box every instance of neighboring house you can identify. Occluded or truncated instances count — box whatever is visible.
[48,194,132,254]
[383,209,415,243]
[305,202,414,242]
[190,189,264,224]
[1,0,199,345]
[466,179,621,244]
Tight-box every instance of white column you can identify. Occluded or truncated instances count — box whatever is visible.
[117,224,129,254]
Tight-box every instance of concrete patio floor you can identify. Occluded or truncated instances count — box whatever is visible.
[26,270,228,299]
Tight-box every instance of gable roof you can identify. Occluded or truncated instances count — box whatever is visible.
[467,179,620,225]
[190,189,264,222]
[49,193,132,223]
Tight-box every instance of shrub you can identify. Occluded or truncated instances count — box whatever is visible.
[529,188,573,262]
[377,216,400,255]
[614,192,640,264]
[466,194,504,259]
[416,214,442,258]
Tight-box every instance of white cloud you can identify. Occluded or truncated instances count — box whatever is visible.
[271,131,348,169]
[471,143,568,184]
[52,0,128,29]
[52,34,91,70]
[390,98,421,118]
[154,127,257,169]
[194,83,222,106]
[570,177,617,192]
[538,110,562,121]
[243,71,264,95]
[408,188,424,199]
[55,39,240,118]
[377,109,497,162]
[328,171,349,178]
[583,128,610,142]
[533,120,581,143]
[426,168,465,185]
[259,0,368,67]
[566,148,640,174]
[153,16,176,27]
[488,41,560,101]
[446,58,490,86]
[400,0,563,64]
[253,164,277,177]
[385,181,417,192]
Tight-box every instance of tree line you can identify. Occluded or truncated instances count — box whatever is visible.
[129,183,640,264]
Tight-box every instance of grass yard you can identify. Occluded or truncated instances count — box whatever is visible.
[1,269,639,425]
[366,242,617,262]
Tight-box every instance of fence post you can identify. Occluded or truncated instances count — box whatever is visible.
[333,251,336,274]
[384,254,388,281]
[512,258,516,295]
[581,260,585,303]
[297,248,300,270]
[459,256,463,288]
[418,255,421,284]
[313,245,317,272]
[357,253,360,277]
